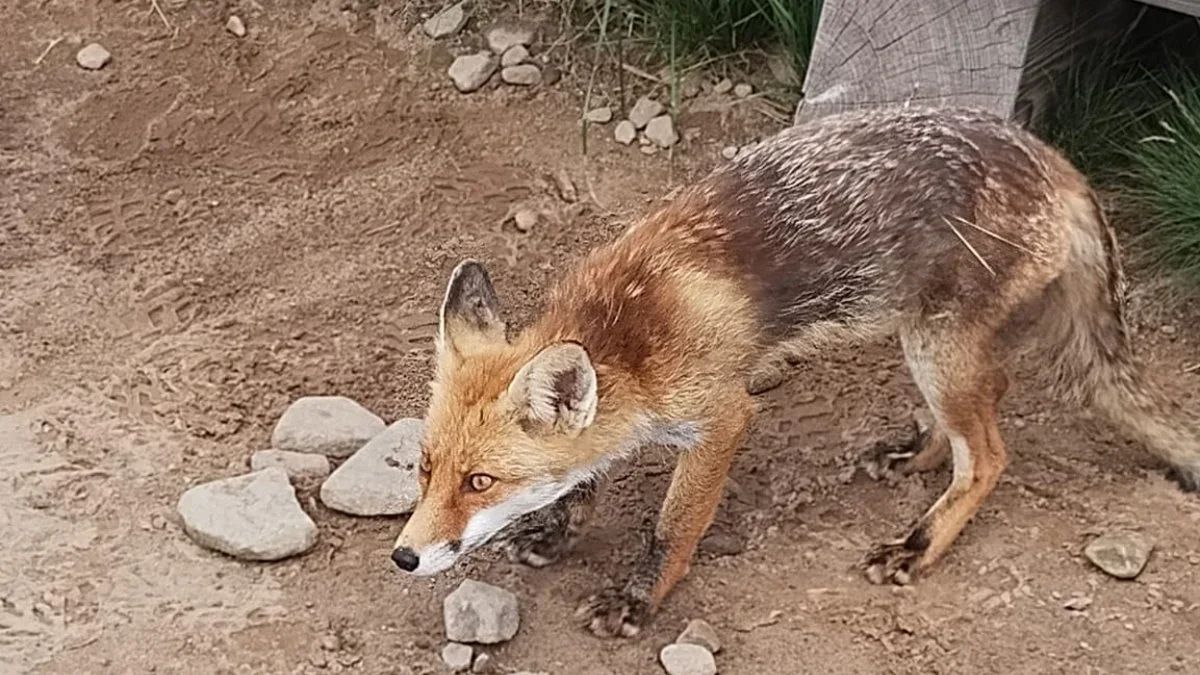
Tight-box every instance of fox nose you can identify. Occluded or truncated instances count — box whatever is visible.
[391,546,420,572]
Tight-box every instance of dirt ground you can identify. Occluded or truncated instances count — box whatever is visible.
[4,2,1200,674]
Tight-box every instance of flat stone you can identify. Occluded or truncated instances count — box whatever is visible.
[319,418,422,516]
[423,2,468,39]
[485,22,535,54]
[733,83,753,99]
[644,114,679,148]
[713,78,733,94]
[501,64,541,86]
[584,106,613,124]
[441,643,473,672]
[500,45,529,67]
[660,643,717,675]
[471,652,492,673]
[628,96,664,129]
[1084,531,1153,579]
[676,619,721,654]
[271,396,385,459]
[700,530,744,557]
[75,43,111,70]
[177,468,318,561]
[449,52,499,93]
[614,120,636,145]
[443,579,520,644]
[226,15,247,37]
[250,450,330,484]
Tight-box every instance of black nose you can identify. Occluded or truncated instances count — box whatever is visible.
[391,546,420,572]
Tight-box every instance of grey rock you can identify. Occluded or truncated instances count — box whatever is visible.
[501,64,541,86]
[441,643,473,672]
[76,43,111,70]
[676,618,721,654]
[177,468,318,561]
[700,530,743,557]
[271,396,385,458]
[614,120,636,145]
[500,45,529,67]
[1084,531,1153,579]
[319,418,422,516]
[449,52,499,93]
[470,652,492,673]
[733,82,753,99]
[226,15,247,37]
[485,22,535,54]
[443,579,520,644]
[644,115,678,148]
[584,106,613,124]
[424,2,468,39]
[720,146,738,160]
[713,78,733,95]
[628,96,664,130]
[250,450,330,484]
[660,643,717,675]
[512,208,537,233]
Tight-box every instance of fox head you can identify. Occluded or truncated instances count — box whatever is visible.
[391,260,605,575]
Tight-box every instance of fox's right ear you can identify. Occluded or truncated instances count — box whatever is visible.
[437,259,507,361]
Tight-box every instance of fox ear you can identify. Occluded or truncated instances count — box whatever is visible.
[507,342,597,437]
[438,259,507,359]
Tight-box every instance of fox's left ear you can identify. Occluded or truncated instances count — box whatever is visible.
[437,259,507,361]
[507,342,597,437]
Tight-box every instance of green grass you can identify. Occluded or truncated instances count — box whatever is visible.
[1124,72,1200,284]
[591,0,822,82]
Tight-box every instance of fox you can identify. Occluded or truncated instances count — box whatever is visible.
[390,106,1200,638]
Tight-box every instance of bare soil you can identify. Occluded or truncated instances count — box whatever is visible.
[4,2,1200,674]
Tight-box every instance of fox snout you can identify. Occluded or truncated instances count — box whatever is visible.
[390,546,420,572]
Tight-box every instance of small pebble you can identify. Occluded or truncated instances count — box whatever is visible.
[614,120,636,145]
[485,23,535,54]
[471,652,492,673]
[540,62,561,86]
[713,78,733,95]
[644,114,679,148]
[660,643,717,675]
[448,52,499,93]
[441,643,473,672]
[676,619,721,654]
[76,43,111,70]
[226,15,247,37]
[720,146,738,160]
[584,106,613,124]
[640,145,658,155]
[1085,531,1153,579]
[553,168,577,203]
[1161,324,1177,336]
[733,83,753,98]
[501,45,529,67]
[512,208,537,233]
[423,2,468,39]
[162,188,184,204]
[628,96,665,129]
[501,64,541,86]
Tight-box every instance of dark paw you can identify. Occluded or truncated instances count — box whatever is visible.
[1167,466,1200,493]
[491,503,574,568]
[575,587,652,638]
[862,540,922,586]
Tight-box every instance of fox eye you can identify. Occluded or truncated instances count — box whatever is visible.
[466,473,494,492]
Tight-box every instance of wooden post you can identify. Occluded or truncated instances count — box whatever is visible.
[796,0,1044,124]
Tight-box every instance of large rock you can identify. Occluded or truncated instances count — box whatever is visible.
[250,449,330,484]
[1084,531,1153,579]
[449,52,499,93]
[628,96,664,129]
[319,418,422,516]
[443,579,520,644]
[271,396,384,458]
[644,115,679,148]
[177,468,318,561]
[660,643,717,675]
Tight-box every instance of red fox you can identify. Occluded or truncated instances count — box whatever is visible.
[390,106,1200,637]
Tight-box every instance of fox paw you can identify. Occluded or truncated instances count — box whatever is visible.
[575,588,651,638]
[495,532,569,568]
[863,540,922,586]
[492,503,574,568]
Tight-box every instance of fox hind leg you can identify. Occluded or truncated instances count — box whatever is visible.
[864,322,1010,585]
